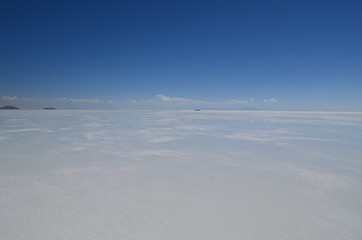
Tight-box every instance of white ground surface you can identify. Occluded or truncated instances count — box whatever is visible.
[1,110,362,240]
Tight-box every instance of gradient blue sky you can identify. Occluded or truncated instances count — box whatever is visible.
[1,0,361,110]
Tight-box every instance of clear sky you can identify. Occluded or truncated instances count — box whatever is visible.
[1,0,361,110]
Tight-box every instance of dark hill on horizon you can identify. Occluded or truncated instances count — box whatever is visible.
[0,105,19,109]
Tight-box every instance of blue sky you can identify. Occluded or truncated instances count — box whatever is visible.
[1,0,361,110]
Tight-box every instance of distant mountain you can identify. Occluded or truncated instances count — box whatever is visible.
[0,105,19,109]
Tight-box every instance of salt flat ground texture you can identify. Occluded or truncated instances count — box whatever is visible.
[1,110,362,240]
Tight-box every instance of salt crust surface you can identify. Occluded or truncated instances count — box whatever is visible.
[1,110,362,239]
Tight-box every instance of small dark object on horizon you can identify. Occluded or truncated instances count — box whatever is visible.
[44,108,56,110]
[0,105,19,110]
[194,109,201,111]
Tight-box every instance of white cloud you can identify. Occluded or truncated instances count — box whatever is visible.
[223,100,249,105]
[154,94,191,103]
[0,96,18,101]
[1,94,281,109]
[130,94,207,108]
[60,98,104,104]
[0,96,114,109]
[263,98,278,104]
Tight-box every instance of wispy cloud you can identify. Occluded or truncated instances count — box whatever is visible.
[154,94,191,103]
[0,94,279,109]
[0,95,115,109]
[263,98,278,104]
[0,96,18,101]
[130,94,280,109]
[56,97,105,104]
